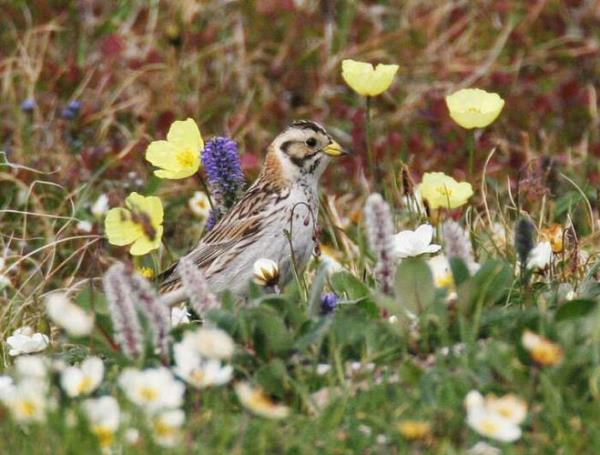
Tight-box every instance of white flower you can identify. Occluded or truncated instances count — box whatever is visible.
[468,441,502,455]
[15,355,49,381]
[427,255,454,288]
[1,379,48,423]
[91,194,110,218]
[180,327,235,360]
[465,390,525,443]
[171,306,190,327]
[235,382,290,419]
[0,375,14,400]
[125,428,140,445]
[527,241,552,270]
[61,357,104,397]
[253,258,280,287]
[6,327,49,356]
[151,409,185,448]
[173,341,233,389]
[316,364,331,375]
[119,367,184,412]
[83,396,120,450]
[46,293,94,337]
[188,191,211,219]
[76,220,93,233]
[484,394,527,425]
[392,224,441,259]
[0,273,10,289]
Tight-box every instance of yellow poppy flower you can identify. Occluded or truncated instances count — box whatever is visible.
[445,88,505,129]
[341,59,399,97]
[522,330,563,366]
[104,192,164,256]
[419,172,473,209]
[146,118,203,179]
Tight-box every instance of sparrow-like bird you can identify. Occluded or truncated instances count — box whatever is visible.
[160,120,346,298]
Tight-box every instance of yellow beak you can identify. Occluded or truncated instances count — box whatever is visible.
[323,140,346,157]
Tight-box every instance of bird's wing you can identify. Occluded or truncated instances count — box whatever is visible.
[159,180,289,293]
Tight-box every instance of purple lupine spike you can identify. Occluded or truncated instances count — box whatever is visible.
[365,193,396,296]
[103,263,143,359]
[124,268,171,363]
[202,137,245,227]
[205,207,222,231]
[177,257,220,318]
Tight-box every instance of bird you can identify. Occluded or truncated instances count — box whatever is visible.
[159,120,347,299]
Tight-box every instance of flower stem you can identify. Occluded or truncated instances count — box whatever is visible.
[196,173,215,210]
[365,96,378,189]
[468,131,475,177]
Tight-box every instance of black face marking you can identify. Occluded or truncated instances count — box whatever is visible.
[280,140,293,152]
[290,120,327,136]
[307,157,322,174]
[289,154,304,167]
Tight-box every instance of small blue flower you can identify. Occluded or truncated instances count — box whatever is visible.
[61,100,82,119]
[320,293,339,315]
[202,137,245,227]
[20,98,36,112]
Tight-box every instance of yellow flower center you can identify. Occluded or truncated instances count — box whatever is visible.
[154,420,177,438]
[435,185,453,198]
[496,406,513,419]
[191,370,206,384]
[140,386,159,402]
[436,274,454,289]
[137,267,155,279]
[532,344,563,366]
[481,418,500,435]
[93,425,115,448]
[176,148,197,169]
[194,199,209,209]
[249,391,277,411]
[398,420,430,440]
[78,376,94,394]
[18,399,38,417]
[467,106,482,114]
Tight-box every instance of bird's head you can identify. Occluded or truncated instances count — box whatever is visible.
[266,120,348,183]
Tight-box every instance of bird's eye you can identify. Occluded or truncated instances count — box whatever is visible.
[306,137,317,147]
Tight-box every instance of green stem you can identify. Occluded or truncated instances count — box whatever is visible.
[468,131,476,177]
[365,96,377,189]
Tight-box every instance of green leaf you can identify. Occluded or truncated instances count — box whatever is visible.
[252,307,293,356]
[556,299,598,322]
[294,317,334,351]
[449,257,471,287]
[256,359,288,395]
[457,260,513,317]
[394,258,435,314]
[331,271,370,299]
